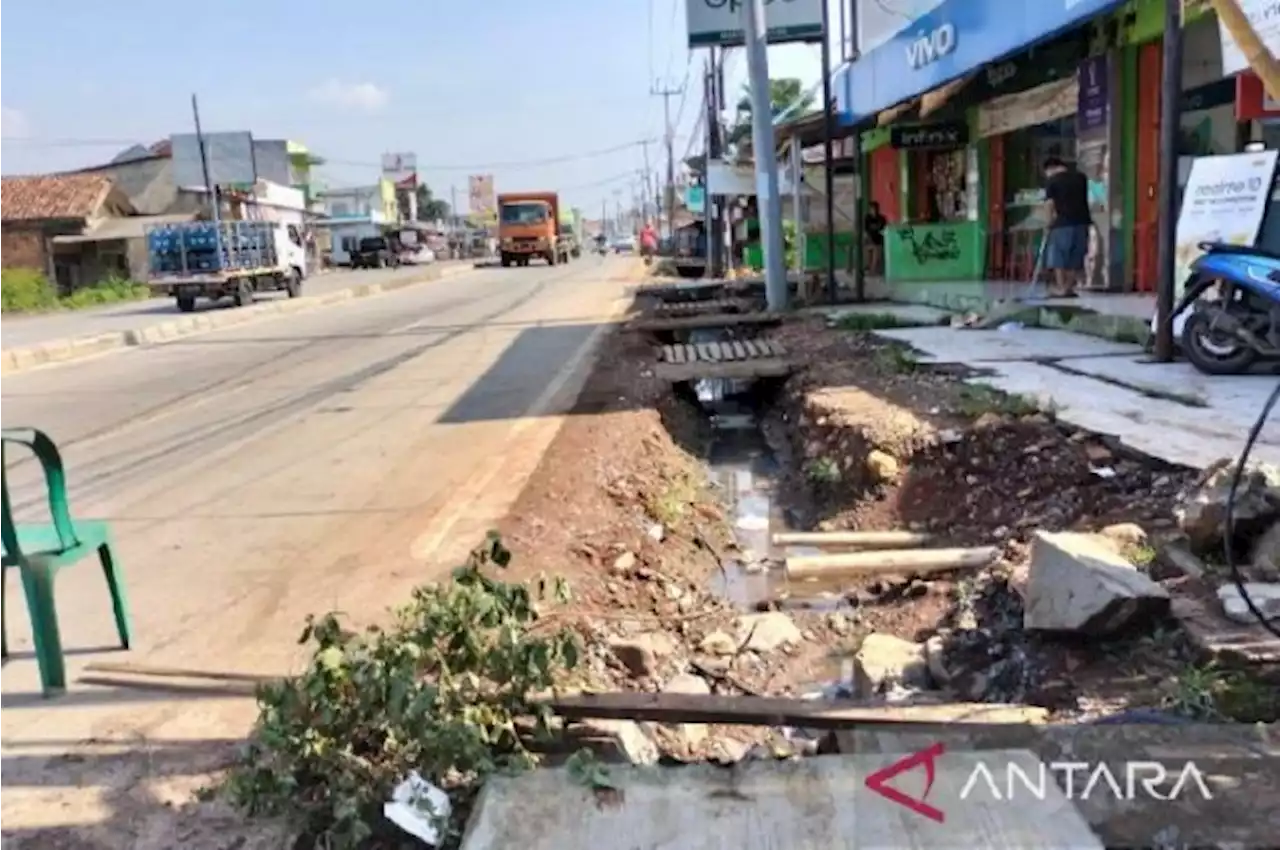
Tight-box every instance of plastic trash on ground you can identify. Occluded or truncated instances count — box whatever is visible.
[384,771,451,846]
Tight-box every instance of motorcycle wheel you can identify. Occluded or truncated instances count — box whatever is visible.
[1182,309,1258,375]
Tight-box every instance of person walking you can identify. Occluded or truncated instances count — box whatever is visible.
[1041,156,1091,297]
[863,201,887,275]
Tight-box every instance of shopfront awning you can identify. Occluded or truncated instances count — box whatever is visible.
[837,0,1126,126]
[919,73,976,119]
[877,100,919,127]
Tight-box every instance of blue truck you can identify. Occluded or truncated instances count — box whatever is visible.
[146,219,309,312]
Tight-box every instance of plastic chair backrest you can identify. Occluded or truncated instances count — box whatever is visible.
[1,428,81,558]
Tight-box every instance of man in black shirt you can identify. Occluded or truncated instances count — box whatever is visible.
[864,201,887,274]
[1041,156,1092,297]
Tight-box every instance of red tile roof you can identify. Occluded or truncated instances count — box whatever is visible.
[1,173,116,222]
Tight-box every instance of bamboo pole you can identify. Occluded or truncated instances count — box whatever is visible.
[786,546,998,580]
[771,530,935,548]
[1210,0,1280,101]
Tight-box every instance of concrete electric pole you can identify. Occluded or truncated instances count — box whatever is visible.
[742,0,788,310]
[652,79,684,239]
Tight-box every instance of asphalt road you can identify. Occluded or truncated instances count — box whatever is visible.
[1,262,466,350]
[0,255,636,841]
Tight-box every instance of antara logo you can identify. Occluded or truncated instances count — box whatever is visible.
[906,23,956,70]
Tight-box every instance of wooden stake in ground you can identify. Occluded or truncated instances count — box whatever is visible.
[772,530,934,549]
[785,546,997,580]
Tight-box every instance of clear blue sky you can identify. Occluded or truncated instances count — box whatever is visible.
[1,0,840,214]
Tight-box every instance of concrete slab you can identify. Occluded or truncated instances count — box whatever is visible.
[878,326,1141,362]
[1054,355,1272,410]
[964,361,1280,467]
[461,753,1101,850]
[812,303,952,325]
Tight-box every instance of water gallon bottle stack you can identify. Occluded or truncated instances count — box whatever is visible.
[148,221,279,275]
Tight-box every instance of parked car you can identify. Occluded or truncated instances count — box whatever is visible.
[350,236,399,269]
[612,236,637,254]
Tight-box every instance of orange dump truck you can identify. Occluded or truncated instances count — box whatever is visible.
[497,191,573,267]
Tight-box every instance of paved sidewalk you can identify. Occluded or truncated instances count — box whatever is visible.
[2,262,467,350]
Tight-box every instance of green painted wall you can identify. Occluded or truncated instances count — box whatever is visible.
[885,222,986,281]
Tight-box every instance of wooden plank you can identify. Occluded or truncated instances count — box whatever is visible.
[773,530,935,548]
[654,358,793,383]
[696,343,717,362]
[546,692,1050,729]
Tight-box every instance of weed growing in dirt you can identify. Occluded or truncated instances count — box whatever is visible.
[222,534,581,849]
[644,472,700,527]
[1123,542,1157,570]
[871,344,920,374]
[835,312,917,331]
[1162,662,1280,722]
[804,456,842,484]
[956,383,1044,418]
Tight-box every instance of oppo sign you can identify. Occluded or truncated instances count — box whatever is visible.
[905,22,956,70]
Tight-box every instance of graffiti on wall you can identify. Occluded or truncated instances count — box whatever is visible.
[900,226,960,263]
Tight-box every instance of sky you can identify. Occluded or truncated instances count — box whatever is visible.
[0,0,852,216]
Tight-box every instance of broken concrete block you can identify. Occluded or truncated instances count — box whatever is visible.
[1024,531,1170,635]
[698,630,738,656]
[736,611,802,653]
[854,633,932,696]
[1216,582,1280,625]
[663,672,713,748]
[574,719,659,765]
[1175,458,1280,549]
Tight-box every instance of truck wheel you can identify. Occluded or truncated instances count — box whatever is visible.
[546,251,558,266]
[286,270,302,298]
[176,295,197,313]
[234,279,254,308]
[500,253,512,267]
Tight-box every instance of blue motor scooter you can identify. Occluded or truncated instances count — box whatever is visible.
[1170,241,1280,375]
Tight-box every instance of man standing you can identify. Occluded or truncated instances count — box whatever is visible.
[1041,156,1092,297]
[863,201,888,275]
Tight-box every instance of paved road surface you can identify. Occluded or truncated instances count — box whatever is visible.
[1,263,466,350]
[0,256,636,842]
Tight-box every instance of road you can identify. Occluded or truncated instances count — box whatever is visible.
[0,256,636,843]
[1,263,466,350]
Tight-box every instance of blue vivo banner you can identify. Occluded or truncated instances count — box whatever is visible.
[839,0,1123,125]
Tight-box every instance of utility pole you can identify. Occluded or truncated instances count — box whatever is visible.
[602,199,608,238]
[640,141,652,224]
[191,94,219,225]
[652,79,684,239]
[450,185,458,231]
[742,0,788,310]
[847,0,865,302]
[706,48,725,279]
[819,0,837,302]
[1153,0,1183,361]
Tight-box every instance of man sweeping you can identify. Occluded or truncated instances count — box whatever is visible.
[1041,156,1091,298]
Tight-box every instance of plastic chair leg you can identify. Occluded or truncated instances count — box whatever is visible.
[19,564,65,695]
[98,543,131,649]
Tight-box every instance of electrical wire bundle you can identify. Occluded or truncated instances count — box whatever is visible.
[1224,379,1280,638]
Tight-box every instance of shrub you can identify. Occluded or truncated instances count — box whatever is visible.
[59,274,149,309]
[1,268,59,311]
[223,534,580,849]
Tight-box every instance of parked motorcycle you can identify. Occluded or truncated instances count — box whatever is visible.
[1171,241,1280,375]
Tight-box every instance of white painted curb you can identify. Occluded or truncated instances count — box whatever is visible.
[1,264,472,375]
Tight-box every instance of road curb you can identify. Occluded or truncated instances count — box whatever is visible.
[1,264,471,376]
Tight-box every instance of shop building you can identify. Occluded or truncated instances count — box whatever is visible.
[834,0,1273,304]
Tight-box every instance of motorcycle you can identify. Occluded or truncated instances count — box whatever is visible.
[1171,241,1280,375]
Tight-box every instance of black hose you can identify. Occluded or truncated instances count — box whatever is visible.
[1224,379,1280,638]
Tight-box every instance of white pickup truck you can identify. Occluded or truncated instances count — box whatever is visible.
[146,220,308,312]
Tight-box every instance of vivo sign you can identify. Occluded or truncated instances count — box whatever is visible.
[906,22,956,69]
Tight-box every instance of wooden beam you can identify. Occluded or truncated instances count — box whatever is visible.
[786,546,998,580]
[772,530,935,548]
[546,692,1049,728]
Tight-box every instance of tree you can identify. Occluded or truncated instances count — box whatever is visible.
[728,77,815,149]
[414,183,451,222]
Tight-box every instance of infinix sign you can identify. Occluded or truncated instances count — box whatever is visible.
[906,23,956,69]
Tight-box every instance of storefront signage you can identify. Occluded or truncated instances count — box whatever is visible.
[1154,150,1279,338]
[840,0,1125,126]
[1235,72,1280,121]
[1182,77,1237,114]
[1218,0,1280,77]
[906,22,957,69]
[685,0,824,48]
[891,121,969,149]
[977,76,1079,138]
[1076,55,1108,133]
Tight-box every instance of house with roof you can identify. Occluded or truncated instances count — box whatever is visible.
[0,173,155,291]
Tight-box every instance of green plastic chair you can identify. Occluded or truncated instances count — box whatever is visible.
[1,427,132,696]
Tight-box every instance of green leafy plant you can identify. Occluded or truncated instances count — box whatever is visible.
[1,269,149,312]
[223,534,581,849]
[804,456,841,484]
[956,383,1043,418]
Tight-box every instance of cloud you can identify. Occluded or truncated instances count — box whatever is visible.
[2,105,32,138]
[306,80,389,112]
